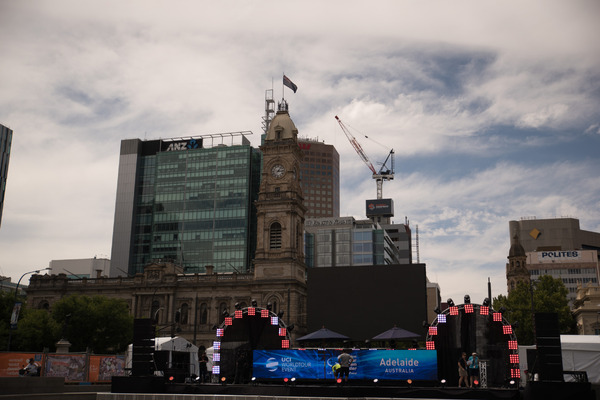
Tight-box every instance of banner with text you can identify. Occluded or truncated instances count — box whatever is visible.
[253,349,437,381]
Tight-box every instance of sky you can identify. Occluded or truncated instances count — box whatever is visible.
[0,0,599,306]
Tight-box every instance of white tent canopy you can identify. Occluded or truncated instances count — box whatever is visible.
[126,336,199,376]
[519,335,600,385]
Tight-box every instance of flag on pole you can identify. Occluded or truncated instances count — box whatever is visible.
[283,75,297,93]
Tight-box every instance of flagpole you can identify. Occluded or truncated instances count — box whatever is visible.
[282,73,285,101]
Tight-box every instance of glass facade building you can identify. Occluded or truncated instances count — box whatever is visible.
[304,217,403,268]
[0,124,12,229]
[110,134,261,276]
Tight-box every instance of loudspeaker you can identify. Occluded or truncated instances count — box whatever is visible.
[132,319,155,376]
[534,313,563,382]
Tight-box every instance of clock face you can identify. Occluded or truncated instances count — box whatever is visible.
[271,164,285,178]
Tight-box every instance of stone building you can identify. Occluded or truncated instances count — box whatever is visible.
[572,284,600,335]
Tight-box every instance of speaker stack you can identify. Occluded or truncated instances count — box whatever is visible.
[533,312,564,382]
[132,318,155,376]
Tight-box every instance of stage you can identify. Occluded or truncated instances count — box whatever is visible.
[112,376,522,399]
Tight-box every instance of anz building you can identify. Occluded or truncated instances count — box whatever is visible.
[110,132,261,277]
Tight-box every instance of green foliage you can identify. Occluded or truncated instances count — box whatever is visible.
[2,292,133,353]
[52,294,133,353]
[493,275,575,345]
[12,309,60,352]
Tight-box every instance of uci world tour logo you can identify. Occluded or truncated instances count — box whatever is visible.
[266,358,279,372]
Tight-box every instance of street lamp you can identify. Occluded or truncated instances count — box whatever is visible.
[7,268,51,351]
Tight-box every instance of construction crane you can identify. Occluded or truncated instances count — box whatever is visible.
[335,115,395,199]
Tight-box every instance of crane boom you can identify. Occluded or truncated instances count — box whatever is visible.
[335,115,377,175]
[335,115,395,199]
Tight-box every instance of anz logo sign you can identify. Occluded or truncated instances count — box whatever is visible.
[165,138,201,152]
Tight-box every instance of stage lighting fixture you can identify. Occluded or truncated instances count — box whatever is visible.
[434,306,441,314]
[464,294,471,304]
[499,307,506,314]
[222,310,229,318]
[482,297,490,307]
[437,313,446,323]
[267,302,272,311]
[261,309,269,318]
[277,310,284,318]
[251,299,258,307]
[447,298,455,307]
[234,302,241,310]
[251,377,257,386]
[422,321,430,329]
[464,304,474,313]
[283,377,289,383]
[288,323,295,332]
[336,378,342,384]
[480,306,489,316]
[449,306,459,316]
[509,379,516,388]
[291,377,296,382]
[407,379,413,387]
[221,376,227,385]
[440,378,447,387]
[474,379,479,386]
[234,310,243,319]
[493,312,503,322]
[512,321,520,328]
[373,378,379,385]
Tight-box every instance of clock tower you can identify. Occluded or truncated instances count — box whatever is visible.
[254,100,307,281]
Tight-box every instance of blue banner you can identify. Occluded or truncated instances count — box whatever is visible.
[253,349,437,381]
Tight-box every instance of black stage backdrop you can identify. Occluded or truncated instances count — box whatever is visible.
[307,264,427,343]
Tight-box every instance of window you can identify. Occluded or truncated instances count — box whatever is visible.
[219,302,228,324]
[200,303,208,325]
[180,303,189,325]
[151,300,161,324]
[270,222,282,249]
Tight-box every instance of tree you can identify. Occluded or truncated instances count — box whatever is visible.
[493,275,575,345]
[51,294,133,353]
[12,309,60,352]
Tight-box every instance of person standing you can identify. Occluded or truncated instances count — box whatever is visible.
[467,352,479,388]
[457,352,468,387]
[337,349,354,383]
[198,352,208,383]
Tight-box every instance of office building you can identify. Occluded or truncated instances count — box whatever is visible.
[110,132,261,277]
[508,217,600,305]
[508,217,600,254]
[0,124,12,229]
[49,257,111,279]
[298,138,340,218]
[304,216,405,268]
[528,249,598,303]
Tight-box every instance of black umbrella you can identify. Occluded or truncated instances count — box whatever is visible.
[296,326,350,341]
[372,326,420,341]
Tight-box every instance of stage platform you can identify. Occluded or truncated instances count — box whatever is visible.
[112,377,522,399]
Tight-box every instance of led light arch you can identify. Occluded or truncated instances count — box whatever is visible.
[212,305,292,382]
[426,302,520,388]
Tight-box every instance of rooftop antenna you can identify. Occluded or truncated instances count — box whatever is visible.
[415,224,420,264]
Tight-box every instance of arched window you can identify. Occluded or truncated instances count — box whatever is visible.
[180,303,189,325]
[151,300,161,324]
[200,303,208,325]
[270,222,282,249]
[219,302,228,324]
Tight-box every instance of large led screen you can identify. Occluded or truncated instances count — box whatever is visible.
[253,349,437,381]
